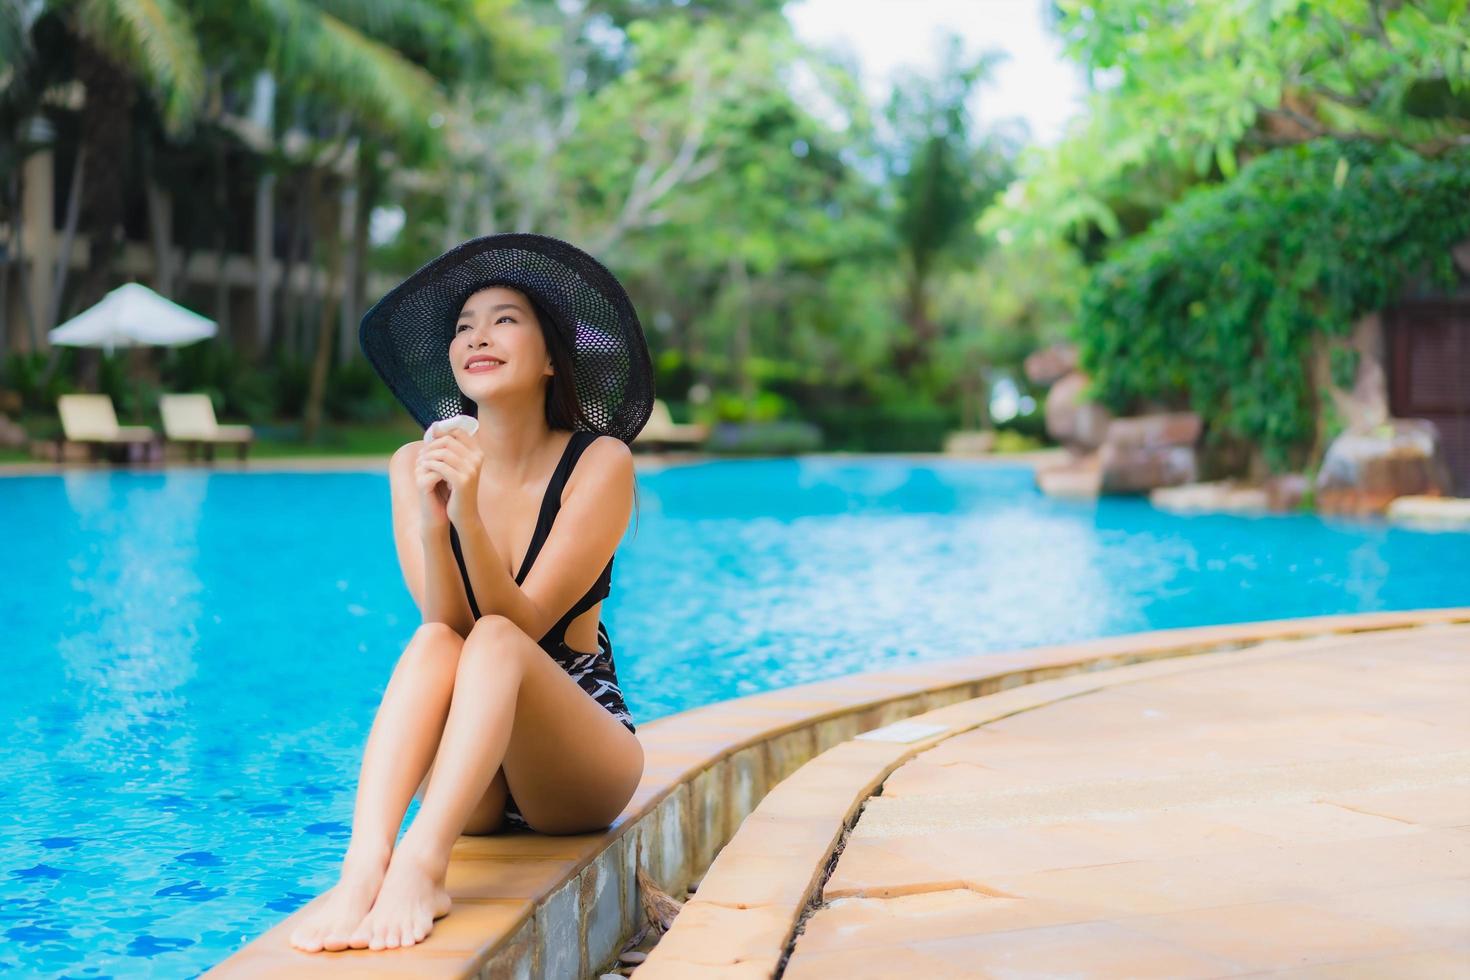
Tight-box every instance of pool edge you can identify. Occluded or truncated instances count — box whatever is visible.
[205,606,1470,978]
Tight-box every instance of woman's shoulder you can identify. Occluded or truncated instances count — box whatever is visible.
[562,432,632,502]
[389,439,421,475]
[576,432,633,476]
[580,430,631,458]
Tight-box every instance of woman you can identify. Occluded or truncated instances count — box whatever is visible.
[289,233,656,954]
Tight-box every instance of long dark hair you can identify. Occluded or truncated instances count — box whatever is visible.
[455,284,641,530]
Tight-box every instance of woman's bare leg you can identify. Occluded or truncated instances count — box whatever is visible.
[288,623,462,952]
[348,614,644,951]
[416,761,509,836]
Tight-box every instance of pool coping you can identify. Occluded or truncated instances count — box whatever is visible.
[205,606,1470,978]
[633,615,1470,976]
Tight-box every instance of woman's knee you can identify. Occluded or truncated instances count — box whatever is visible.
[460,615,529,668]
[467,614,520,640]
[413,621,464,646]
[397,622,464,672]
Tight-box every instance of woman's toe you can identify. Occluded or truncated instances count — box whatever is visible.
[288,925,319,952]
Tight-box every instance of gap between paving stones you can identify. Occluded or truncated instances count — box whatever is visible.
[774,790,874,977]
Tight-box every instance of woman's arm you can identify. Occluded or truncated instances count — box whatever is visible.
[389,441,476,636]
[455,435,634,644]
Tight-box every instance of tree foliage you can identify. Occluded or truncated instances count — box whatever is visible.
[1076,138,1470,472]
[987,0,1470,248]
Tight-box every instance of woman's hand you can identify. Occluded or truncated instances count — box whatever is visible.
[414,443,451,533]
[419,428,485,532]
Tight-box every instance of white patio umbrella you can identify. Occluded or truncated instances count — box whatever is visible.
[48,281,216,356]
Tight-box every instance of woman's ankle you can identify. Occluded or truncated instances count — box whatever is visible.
[341,837,393,873]
[390,828,453,880]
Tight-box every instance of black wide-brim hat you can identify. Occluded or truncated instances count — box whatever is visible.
[358,232,655,444]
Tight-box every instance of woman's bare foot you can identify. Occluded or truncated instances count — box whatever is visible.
[288,843,392,952]
[348,840,452,950]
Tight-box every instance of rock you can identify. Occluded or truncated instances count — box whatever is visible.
[1386,494,1470,529]
[1315,419,1455,515]
[1096,412,1201,494]
[943,430,996,455]
[619,950,648,964]
[1044,371,1112,451]
[1150,472,1311,515]
[1263,473,1310,513]
[1150,480,1269,515]
[1103,412,1203,449]
[1023,342,1078,386]
[1311,312,1389,433]
[1035,450,1101,498]
[0,415,26,448]
[1453,237,1470,277]
[1100,444,1198,493]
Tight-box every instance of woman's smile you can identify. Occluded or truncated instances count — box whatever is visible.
[464,356,506,374]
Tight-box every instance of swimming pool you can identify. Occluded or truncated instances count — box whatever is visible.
[3,457,1466,976]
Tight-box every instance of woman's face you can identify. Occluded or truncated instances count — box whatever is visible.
[449,286,553,402]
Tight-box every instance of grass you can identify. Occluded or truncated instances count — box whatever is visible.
[0,417,1050,463]
[248,420,423,457]
[0,419,424,463]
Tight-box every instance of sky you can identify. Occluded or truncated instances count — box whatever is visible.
[785,0,1088,146]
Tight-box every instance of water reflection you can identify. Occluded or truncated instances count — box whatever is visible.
[56,471,208,769]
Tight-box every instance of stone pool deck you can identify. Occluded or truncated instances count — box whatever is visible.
[207,607,1469,978]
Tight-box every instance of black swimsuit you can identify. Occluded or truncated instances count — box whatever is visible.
[445,429,637,830]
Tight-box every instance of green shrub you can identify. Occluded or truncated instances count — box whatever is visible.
[326,357,398,423]
[806,400,961,452]
[161,343,282,422]
[1,350,72,414]
[1077,138,1470,474]
[653,348,696,401]
[991,428,1044,453]
[704,419,822,454]
[708,390,792,423]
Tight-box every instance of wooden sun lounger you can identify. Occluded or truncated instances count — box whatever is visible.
[633,399,709,450]
[56,393,158,463]
[159,393,255,461]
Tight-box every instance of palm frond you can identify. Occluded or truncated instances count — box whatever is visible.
[246,0,446,145]
[314,0,461,50]
[0,1,30,85]
[73,0,206,133]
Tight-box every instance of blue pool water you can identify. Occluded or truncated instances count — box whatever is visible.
[2,457,1467,976]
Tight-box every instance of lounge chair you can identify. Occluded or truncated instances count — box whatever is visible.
[56,393,158,463]
[159,393,255,461]
[633,398,709,450]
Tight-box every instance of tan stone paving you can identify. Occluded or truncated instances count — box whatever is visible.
[207,610,1469,977]
[786,624,1470,978]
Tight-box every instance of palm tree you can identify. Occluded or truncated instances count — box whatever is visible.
[15,0,485,407]
[881,34,1013,378]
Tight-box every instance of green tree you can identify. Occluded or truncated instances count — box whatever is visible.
[880,32,1018,377]
[987,0,1470,248]
[1075,138,1470,474]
